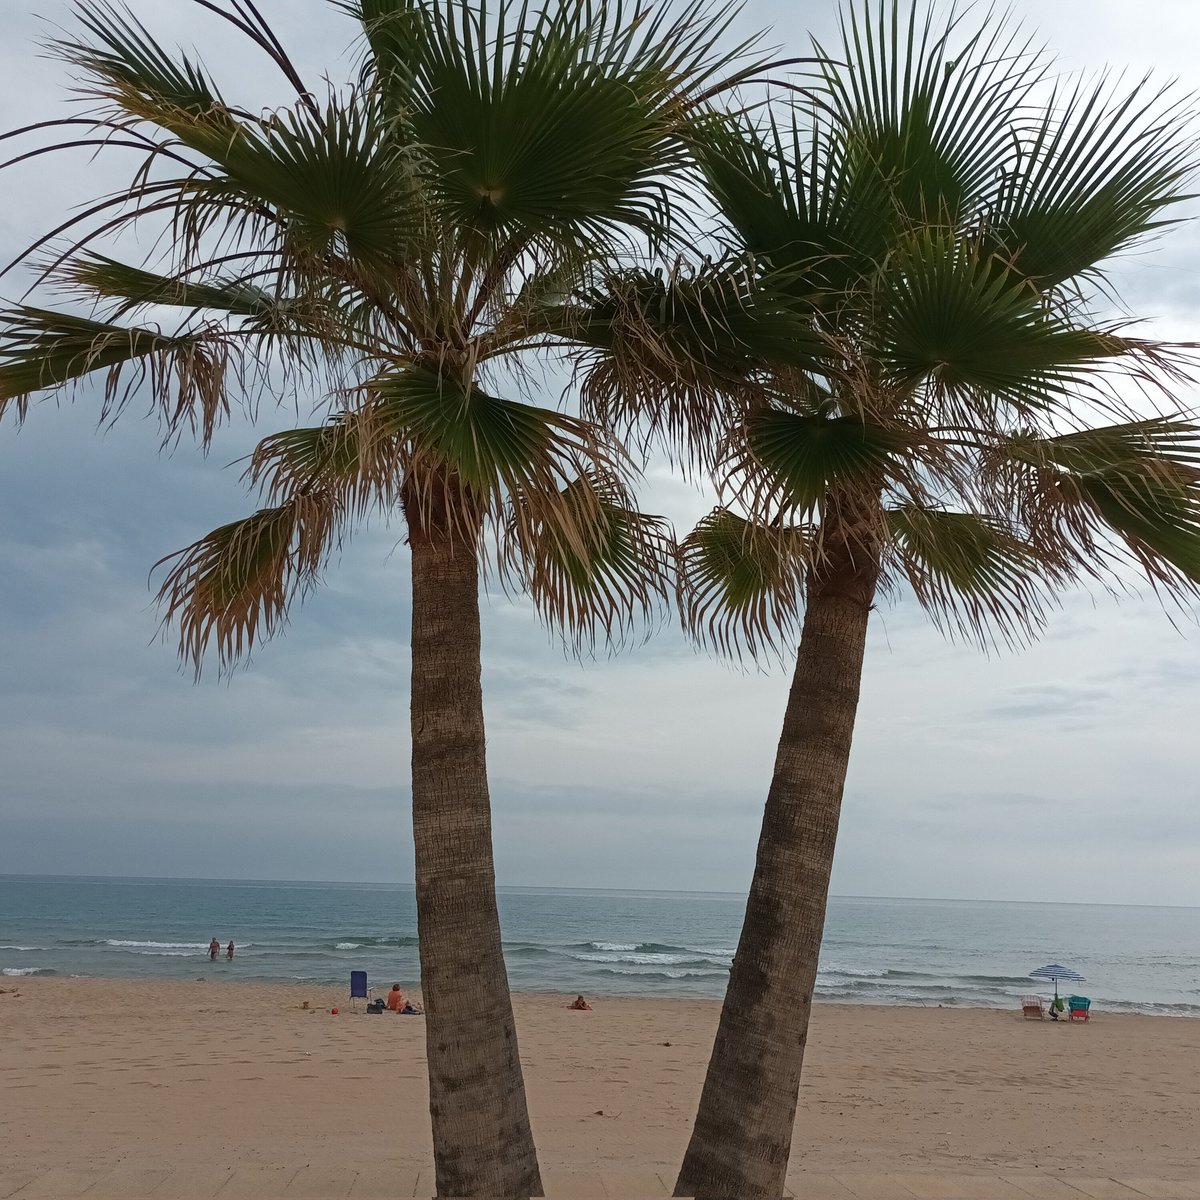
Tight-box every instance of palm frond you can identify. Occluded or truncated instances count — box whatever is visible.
[987,418,1200,596]
[371,367,630,534]
[676,507,809,660]
[53,8,421,277]
[63,254,277,318]
[245,407,402,519]
[566,258,830,468]
[59,2,235,128]
[874,229,1131,419]
[154,491,343,675]
[722,406,910,519]
[353,0,762,252]
[0,305,229,440]
[817,1,1046,227]
[511,471,676,652]
[983,73,1198,289]
[883,505,1055,648]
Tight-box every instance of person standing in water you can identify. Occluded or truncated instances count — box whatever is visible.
[226,940,235,961]
[208,937,220,961]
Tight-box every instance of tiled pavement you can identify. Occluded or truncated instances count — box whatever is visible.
[2,1168,1199,1198]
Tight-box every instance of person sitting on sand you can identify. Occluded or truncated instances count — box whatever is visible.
[386,983,406,1012]
[568,995,592,1010]
[226,940,235,961]
[208,937,220,961]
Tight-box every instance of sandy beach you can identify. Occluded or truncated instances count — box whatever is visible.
[3,977,1200,1195]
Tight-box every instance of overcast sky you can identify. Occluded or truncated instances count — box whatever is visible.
[1,1,1199,906]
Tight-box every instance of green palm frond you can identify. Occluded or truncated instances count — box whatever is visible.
[884,505,1055,647]
[991,419,1200,593]
[64,255,277,318]
[354,0,758,250]
[676,507,809,659]
[691,113,891,306]
[245,412,390,516]
[875,230,1126,415]
[369,367,631,535]
[0,305,229,439]
[513,471,676,651]
[983,75,1197,289]
[54,8,420,275]
[723,407,910,518]
[566,258,830,466]
[154,491,343,675]
[817,1,1044,227]
[59,2,234,128]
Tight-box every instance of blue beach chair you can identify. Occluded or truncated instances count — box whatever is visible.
[350,970,370,1011]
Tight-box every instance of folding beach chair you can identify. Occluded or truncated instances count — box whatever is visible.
[1067,995,1091,1023]
[350,970,370,1012]
[1020,994,1045,1020]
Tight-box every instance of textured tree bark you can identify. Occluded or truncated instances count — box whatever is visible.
[409,524,543,1199]
[674,522,880,1200]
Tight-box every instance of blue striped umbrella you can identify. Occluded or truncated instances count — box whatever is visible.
[1030,963,1086,1003]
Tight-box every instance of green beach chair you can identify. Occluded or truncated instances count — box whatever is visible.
[1067,995,1091,1022]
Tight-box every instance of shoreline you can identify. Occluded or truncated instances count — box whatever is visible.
[3,969,1194,1018]
[4,977,1200,1182]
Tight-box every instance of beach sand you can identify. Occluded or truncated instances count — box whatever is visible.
[3,979,1200,1192]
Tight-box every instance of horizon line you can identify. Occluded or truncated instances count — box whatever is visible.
[1,870,1197,910]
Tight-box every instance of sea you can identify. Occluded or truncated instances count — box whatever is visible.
[2,875,1198,1016]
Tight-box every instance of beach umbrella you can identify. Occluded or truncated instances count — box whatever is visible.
[1029,963,1086,1004]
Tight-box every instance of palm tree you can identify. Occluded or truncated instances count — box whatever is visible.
[0,2,779,1193]
[655,5,1200,1196]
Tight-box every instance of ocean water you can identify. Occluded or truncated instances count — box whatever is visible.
[2,875,1198,1016]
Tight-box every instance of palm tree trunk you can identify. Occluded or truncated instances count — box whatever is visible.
[409,522,543,1199]
[674,524,880,1200]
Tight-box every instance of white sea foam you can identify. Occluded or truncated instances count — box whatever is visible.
[106,939,208,949]
[3,967,47,976]
[589,942,639,952]
[819,964,887,978]
[335,942,361,950]
[573,950,709,966]
[0,945,43,952]
[104,940,253,951]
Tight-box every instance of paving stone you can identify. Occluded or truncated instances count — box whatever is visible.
[86,1167,174,1197]
[832,1174,921,1198]
[598,1170,671,1196]
[1001,1176,1092,1198]
[785,1174,860,1199]
[889,1174,1031,1199]
[1113,1184,1200,1199]
[1061,1180,1153,1199]
[14,1168,106,1197]
[217,1166,300,1196]
[538,1169,607,1197]
[347,1166,421,1198]
[283,1166,357,1198]
[151,1168,235,1198]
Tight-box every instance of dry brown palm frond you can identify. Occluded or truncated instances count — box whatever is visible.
[0,306,233,444]
[564,257,831,472]
[154,489,342,675]
[504,469,676,653]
